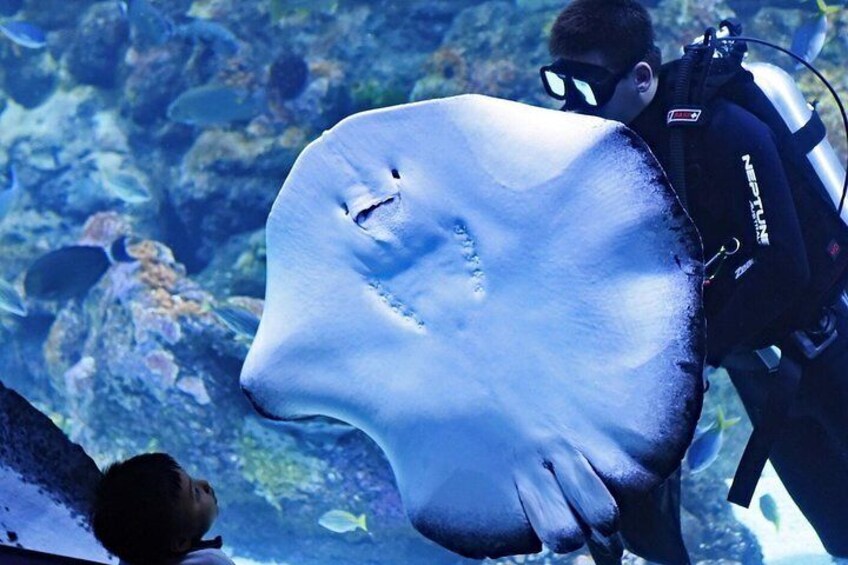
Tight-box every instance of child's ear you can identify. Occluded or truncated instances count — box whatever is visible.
[171,535,192,554]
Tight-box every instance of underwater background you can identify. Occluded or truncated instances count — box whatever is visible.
[0,0,847,563]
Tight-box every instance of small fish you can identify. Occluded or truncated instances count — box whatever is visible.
[212,306,259,338]
[0,164,21,220]
[816,0,841,16]
[0,20,46,49]
[167,85,265,127]
[0,278,26,317]
[685,405,740,474]
[213,304,260,338]
[173,19,239,56]
[269,0,339,21]
[101,169,152,204]
[759,493,780,530]
[24,237,135,301]
[126,0,173,47]
[790,13,828,68]
[318,510,368,534]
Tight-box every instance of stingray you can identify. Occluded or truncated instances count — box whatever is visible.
[240,94,705,560]
[0,382,108,561]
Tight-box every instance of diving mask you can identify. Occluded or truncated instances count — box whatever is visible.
[540,47,657,112]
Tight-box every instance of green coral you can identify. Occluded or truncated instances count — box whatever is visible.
[237,430,326,510]
[351,80,409,112]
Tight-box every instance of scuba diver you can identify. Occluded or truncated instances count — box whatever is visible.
[540,0,848,562]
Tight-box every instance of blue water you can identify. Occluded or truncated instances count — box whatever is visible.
[0,0,846,563]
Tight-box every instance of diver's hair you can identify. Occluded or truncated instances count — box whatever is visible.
[91,452,184,564]
[549,0,661,74]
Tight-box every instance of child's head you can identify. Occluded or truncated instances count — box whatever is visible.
[91,452,219,564]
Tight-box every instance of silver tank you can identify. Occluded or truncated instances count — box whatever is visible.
[744,61,848,224]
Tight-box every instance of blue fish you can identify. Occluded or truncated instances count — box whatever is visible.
[759,493,780,530]
[173,19,240,56]
[791,13,827,68]
[24,237,135,301]
[790,0,838,70]
[213,304,260,338]
[126,0,172,47]
[269,0,340,21]
[0,277,26,317]
[167,85,265,126]
[0,164,21,220]
[0,20,46,49]
[685,406,740,474]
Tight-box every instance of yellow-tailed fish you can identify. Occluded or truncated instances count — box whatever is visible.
[318,509,368,534]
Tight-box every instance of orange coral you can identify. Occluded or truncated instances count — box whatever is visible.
[138,261,179,292]
[428,47,469,84]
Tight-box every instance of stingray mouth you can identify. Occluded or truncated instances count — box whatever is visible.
[353,194,398,226]
[344,191,402,236]
[240,385,286,421]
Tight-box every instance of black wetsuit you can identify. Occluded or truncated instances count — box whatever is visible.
[628,62,848,557]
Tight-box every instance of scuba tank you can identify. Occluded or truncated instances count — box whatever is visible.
[676,21,848,220]
[745,61,848,224]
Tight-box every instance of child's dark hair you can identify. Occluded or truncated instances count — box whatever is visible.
[549,0,661,73]
[91,452,183,564]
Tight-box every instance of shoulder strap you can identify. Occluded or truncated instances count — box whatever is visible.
[728,353,804,507]
[665,49,702,211]
[666,24,749,211]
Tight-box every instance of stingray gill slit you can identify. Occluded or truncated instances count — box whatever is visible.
[366,279,426,331]
[453,222,486,296]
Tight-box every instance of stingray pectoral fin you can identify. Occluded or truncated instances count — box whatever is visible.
[550,445,619,537]
[587,531,625,565]
[515,468,585,553]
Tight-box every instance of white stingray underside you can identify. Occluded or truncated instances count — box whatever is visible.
[241,95,704,558]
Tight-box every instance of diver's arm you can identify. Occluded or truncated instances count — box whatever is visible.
[702,104,810,364]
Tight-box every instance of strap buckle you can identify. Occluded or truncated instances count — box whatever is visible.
[791,305,839,360]
[753,345,781,373]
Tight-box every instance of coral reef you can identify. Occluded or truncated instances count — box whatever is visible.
[196,227,266,298]
[168,129,296,266]
[0,44,57,109]
[66,2,130,88]
[411,2,553,106]
[237,420,327,509]
[123,45,193,125]
[267,52,309,109]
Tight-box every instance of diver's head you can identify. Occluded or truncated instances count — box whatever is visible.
[542,0,661,124]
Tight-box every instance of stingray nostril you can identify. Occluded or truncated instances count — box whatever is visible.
[391,168,401,179]
[342,202,350,215]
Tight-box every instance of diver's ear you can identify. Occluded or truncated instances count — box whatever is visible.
[633,61,654,93]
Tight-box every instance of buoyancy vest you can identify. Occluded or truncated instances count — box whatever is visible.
[666,22,848,344]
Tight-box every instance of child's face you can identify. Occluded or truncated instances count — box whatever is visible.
[172,467,219,549]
